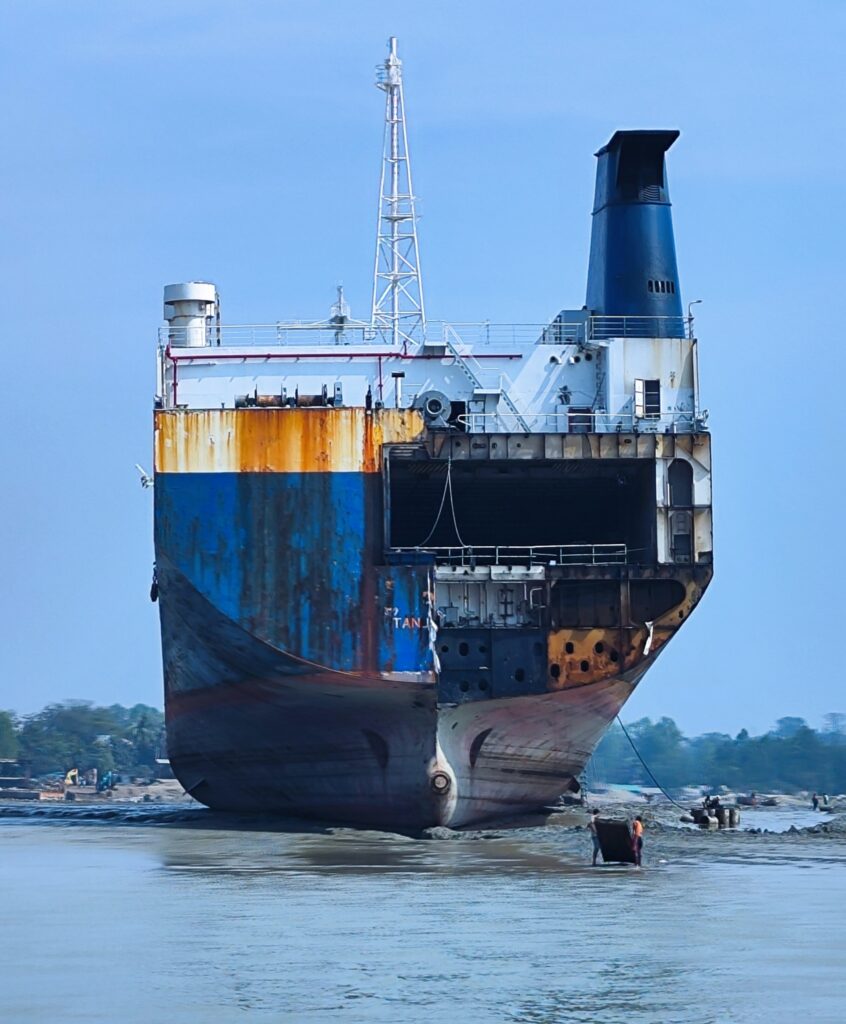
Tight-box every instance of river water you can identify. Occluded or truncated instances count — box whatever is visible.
[1,806,843,1023]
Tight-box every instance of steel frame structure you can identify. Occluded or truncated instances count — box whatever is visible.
[370,37,426,351]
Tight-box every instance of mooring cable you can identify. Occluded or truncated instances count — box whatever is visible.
[615,716,688,811]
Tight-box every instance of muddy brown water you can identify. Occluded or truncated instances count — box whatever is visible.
[1,805,844,1023]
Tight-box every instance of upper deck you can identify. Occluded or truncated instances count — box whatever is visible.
[156,312,707,437]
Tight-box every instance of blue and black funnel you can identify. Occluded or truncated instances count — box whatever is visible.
[586,130,684,337]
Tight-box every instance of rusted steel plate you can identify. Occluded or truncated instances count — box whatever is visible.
[155,408,425,474]
[545,574,707,690]
[595,818,637,864]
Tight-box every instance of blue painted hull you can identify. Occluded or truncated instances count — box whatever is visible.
[155,471,432,676]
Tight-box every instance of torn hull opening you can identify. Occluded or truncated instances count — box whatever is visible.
[388,459,656,560]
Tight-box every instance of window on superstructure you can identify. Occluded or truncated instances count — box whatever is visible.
[634,379,661,419]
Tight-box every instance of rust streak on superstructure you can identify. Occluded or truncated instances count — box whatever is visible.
[155,408,425,475]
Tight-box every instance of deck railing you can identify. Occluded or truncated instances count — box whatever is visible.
[588,315,692,340]
[158,316,694,349]
[388,543,628,567]
[456,410,704,433]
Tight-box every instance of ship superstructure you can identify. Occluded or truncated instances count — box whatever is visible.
[152,41,712,829]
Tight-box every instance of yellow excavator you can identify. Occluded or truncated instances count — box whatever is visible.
[64,768,79,786]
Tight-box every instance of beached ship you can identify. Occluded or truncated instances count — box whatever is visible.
[151,40,712,829]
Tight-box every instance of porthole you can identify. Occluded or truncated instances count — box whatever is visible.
[550,664,561,679]
[594,642,604,655]
[440,645,449,653]
[478,644,487,654]
[515,668,526,683]
[459,681,470,692]
[565,641,575,655]
[580,660,590,672]
[610,649,619,663]
[459,641,469,656]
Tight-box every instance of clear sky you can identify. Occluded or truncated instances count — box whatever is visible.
[2,1,844,735]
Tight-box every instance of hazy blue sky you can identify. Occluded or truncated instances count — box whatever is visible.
[2,1,844,734]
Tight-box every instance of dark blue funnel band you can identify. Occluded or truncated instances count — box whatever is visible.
[586,130,683,334]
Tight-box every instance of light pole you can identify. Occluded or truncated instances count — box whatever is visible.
[687,299,702,335]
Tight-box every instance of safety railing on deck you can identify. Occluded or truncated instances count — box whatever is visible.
[456,410,704,434]
[388,543,628,566]
[588,315,692,340]
[158,316,694,349]
[159,321,557,349]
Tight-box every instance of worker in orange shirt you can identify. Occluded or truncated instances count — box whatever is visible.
[631,815,644,867]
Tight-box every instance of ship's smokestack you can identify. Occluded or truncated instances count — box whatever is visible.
[585,130,682,336]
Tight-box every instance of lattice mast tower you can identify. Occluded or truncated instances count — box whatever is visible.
[371,37,426,349]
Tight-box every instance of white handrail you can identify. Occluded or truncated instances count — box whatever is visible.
[388,543,629,566]
[455,410,704,433]
[158,316,694,349]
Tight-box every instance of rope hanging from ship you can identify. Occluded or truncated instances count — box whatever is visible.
[415,457,467,550]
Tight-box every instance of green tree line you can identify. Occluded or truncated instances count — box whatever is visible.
[587,714,846,794]
[2,703,845,792]
[0,702,165,777]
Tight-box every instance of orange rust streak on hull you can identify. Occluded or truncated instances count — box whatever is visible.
[154,408,425,474]
[546,575,708,689]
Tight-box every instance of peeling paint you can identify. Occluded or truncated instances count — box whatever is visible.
[155,407,425,474]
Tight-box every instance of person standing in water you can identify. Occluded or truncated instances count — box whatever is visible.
[588,808,601,866]
[631,815,644,867]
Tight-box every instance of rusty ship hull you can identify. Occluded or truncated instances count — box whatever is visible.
[158,546,649,829]
[154,406,711,829]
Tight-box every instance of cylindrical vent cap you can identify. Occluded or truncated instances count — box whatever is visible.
[163,281,217,348]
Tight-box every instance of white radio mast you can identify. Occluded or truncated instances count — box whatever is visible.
[370,37,426,350]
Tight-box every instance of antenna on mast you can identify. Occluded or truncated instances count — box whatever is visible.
[370,37,426,350]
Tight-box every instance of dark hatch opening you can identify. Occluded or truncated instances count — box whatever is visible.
[388,459,656,560]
